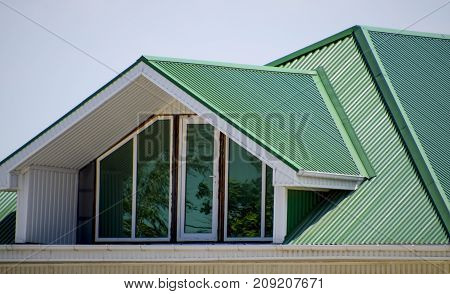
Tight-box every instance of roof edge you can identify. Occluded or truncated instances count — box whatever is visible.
[266,26,358,67]
[266,25,450,68]
[353,26,450,234]
[144,55,317,75]
[0,57,145,168]
[360,25,450,40]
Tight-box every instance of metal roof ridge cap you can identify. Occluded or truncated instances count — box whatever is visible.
[144,55,317,75]
[315,67,376,178]
[354,26,450,234]
[265,26,359,66]
[360,25,450,40]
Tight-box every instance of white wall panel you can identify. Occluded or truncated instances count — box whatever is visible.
[16,166,78,244]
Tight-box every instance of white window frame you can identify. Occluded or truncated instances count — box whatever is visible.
[95,115,173,242]
[178,116,220,241]
[224,138,273,242]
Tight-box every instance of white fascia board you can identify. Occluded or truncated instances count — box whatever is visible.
[0,63,146,190]
[0,244,448,262]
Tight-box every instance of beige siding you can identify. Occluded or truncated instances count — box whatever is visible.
[1,260,449,274]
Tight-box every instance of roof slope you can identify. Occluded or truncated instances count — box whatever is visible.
[0,191,16,244]
[143,56,361,175]
[270,27,449,244]
[366,29,450,202]
[0,56,364,185]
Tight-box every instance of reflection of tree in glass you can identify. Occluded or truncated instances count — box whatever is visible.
[122,176,133,236]
[185,124,214,226]
[136,154,170,238]
[227,178,261,237]
[185,156,212,216]
[227,140,262,238]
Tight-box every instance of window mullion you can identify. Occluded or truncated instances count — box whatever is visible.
[261,163,266,238]
[131,135,137,239]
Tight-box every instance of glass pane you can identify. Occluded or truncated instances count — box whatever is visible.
[265,166,274,237]
[99,140,133,238]
[227,140,262,238]
[184,124,215,234]
[136,119,171,238]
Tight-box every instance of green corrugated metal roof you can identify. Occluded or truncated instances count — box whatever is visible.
[0,191,16,244]
[0,56,363,178]
[273,29,449,244]
[366,30,450,202]
[143,56,360,175]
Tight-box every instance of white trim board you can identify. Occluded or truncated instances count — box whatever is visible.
[177,116,220,241]
[0,244,448,263]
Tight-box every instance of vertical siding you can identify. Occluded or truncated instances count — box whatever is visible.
[25,167,78,244]
[280,35,449,244]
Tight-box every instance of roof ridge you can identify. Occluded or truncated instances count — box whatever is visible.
[266,25,449,67]
[359,25,450,40]
[143,55,317,75]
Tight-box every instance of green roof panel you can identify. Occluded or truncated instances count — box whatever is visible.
[144,56,360,175]
[367,30,450,203]
[0,191,16,244]
[276,32,449,244]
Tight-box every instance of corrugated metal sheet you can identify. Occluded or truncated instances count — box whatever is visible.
[145,57,360,176]
[278,35,449,244]
[286,190,323,237]
[0,191,16,244]
[367,31,450,202]
[21,167,78,244]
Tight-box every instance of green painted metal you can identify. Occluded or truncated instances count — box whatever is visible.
[0,191,16,244]
[286,190,324,238]
[276,33,449,244]
[144,56,360,175]
[358,28,450,232]
[1,55,362,178]
[266,27,357,67]
[316,67,376,178]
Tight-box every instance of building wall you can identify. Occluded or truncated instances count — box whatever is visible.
[1,261,449,274]
[15,166,78,244]
[1,244,448,273]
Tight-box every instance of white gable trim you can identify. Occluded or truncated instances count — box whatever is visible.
[0,63,145,190]
[0,61,363,191]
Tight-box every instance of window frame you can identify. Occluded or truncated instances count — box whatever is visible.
[223,138,273,242]
[95,115,173,242]
[177,116,220,241]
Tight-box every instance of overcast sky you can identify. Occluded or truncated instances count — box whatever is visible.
[0,0,449,161]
